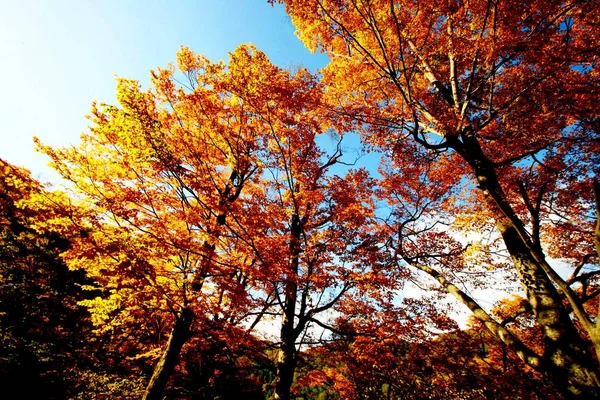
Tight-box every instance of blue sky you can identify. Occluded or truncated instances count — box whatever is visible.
[0,0,329,180]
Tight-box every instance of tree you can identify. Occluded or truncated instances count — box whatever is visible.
[0,159,94,399]
[39,45,276,399]
[38,44,378,400]
[207,71,379,398]
[272,0,600,397]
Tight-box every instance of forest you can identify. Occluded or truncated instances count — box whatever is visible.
[1,1,599,399]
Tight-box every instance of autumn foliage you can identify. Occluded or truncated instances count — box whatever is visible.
[2,0,600,398]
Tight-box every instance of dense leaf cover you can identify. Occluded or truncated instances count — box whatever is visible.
[2,0,600,398]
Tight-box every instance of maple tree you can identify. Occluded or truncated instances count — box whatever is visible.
[37,44,380,400]
[272,0,600,397]
[209,64,380,399]
[37,46,275,399]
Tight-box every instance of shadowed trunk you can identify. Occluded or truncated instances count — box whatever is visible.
[274,213,302,400]
[275,315,297,400]
[143,308,194,400]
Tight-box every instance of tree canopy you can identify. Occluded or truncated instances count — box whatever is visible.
[2,1,600,398]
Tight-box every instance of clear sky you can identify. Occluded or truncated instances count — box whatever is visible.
[0,0,329,180]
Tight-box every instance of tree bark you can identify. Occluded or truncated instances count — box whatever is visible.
[274,214,302,400]
[457,135,600,397]
[274,322,297,400]
[593,179,600,273]
[591,179,600,363]
[143,308,194,400]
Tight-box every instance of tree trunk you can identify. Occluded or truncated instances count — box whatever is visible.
[458,136,600,397]
[593,179,600,272]
[274,322,297,400]
[497,216,600,395]
[274,214,302,400]
[143,308,194,400]
[592,179,600,363]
